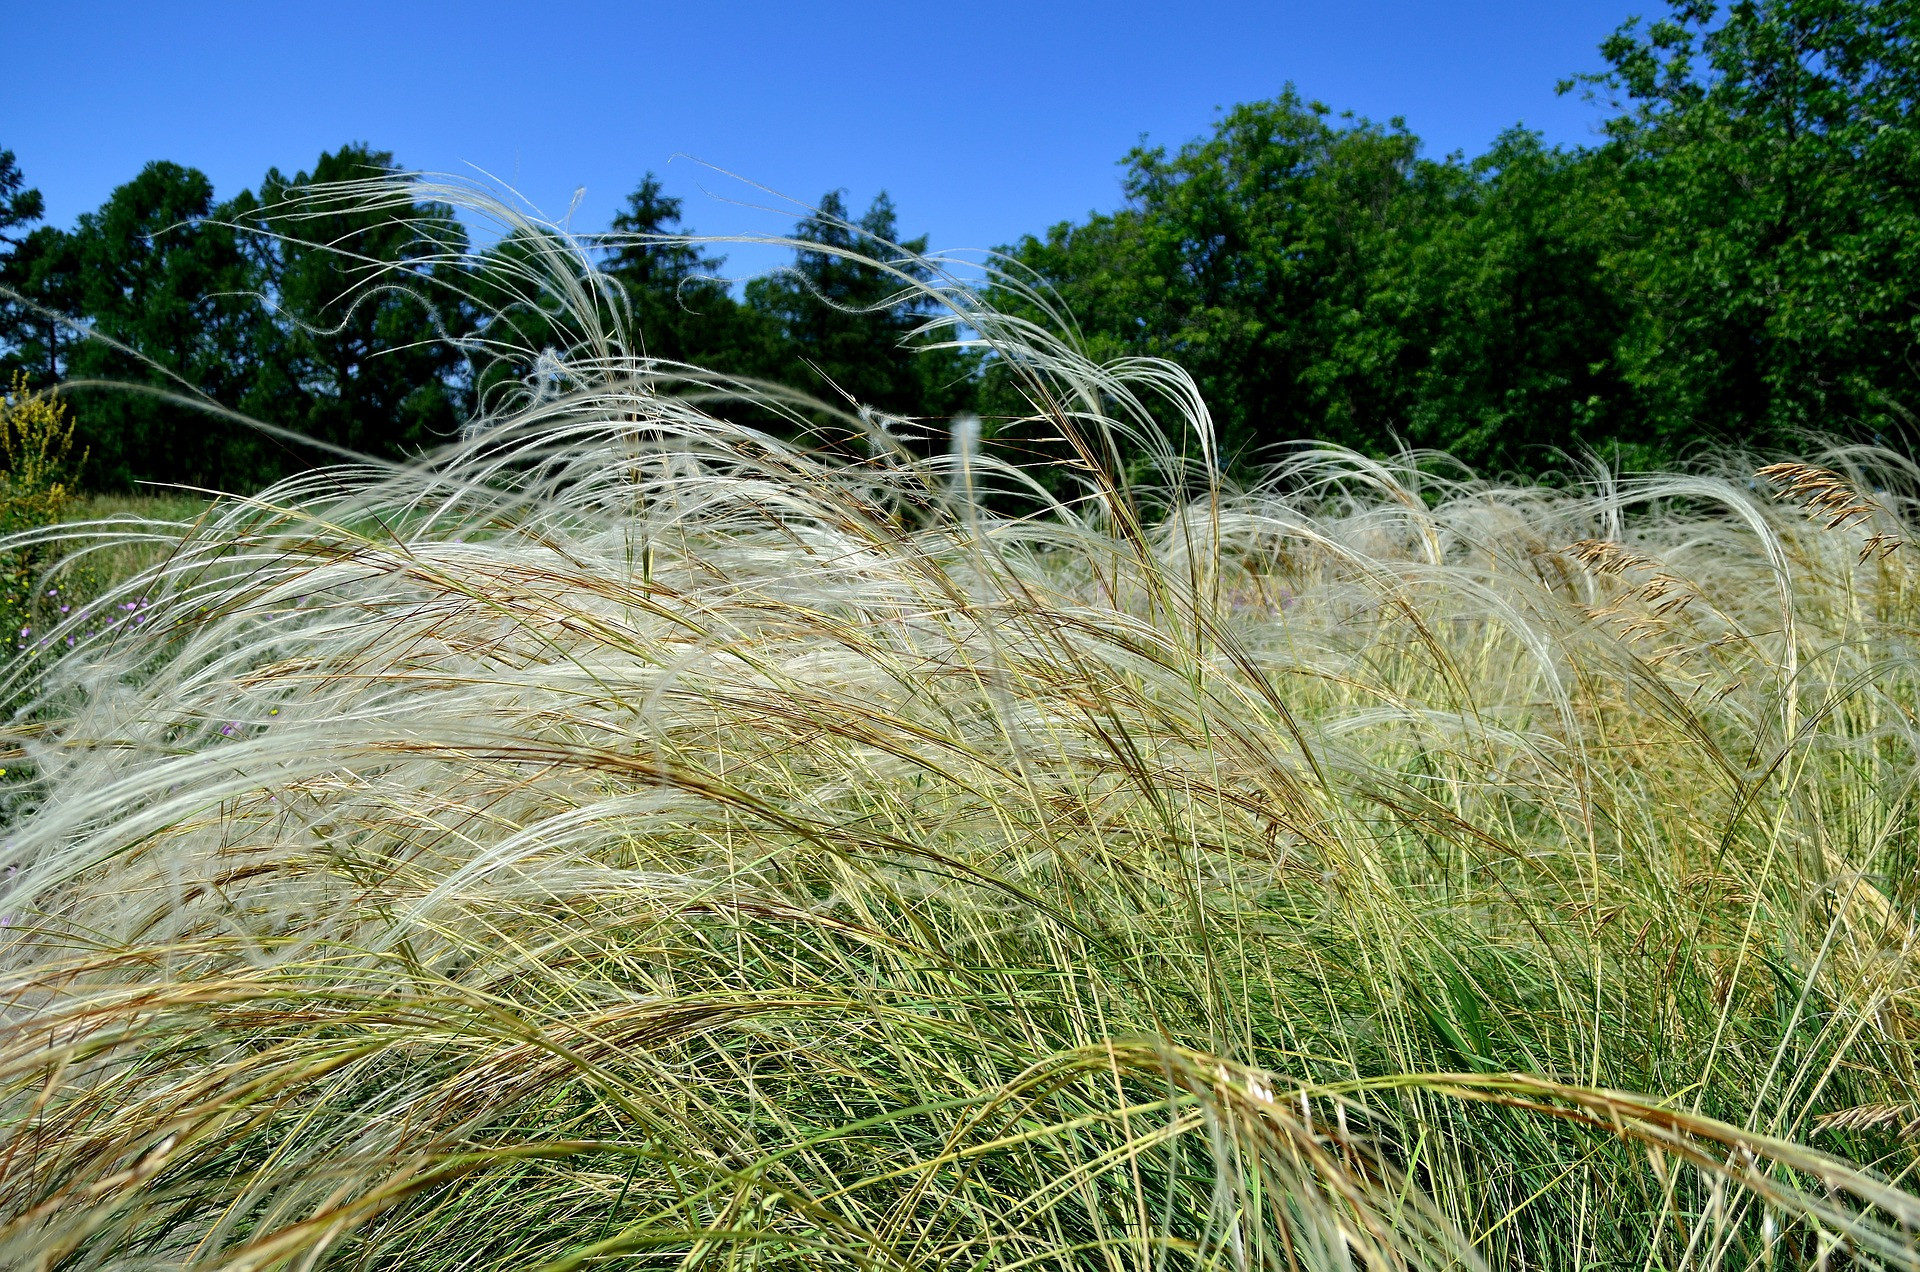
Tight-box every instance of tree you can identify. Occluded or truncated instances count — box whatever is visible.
[61,162,268,489]
[605,173,719,356]
[1576,0,1920,451]
[0,150,42,247]
[987,91,1464,467]
[238,145,471,464]
[746,190,970,438]
[601,172,782,382]
[0,150,78,386]
[990,74,1870,476]
[466,225,595,413]
[1392,131,1638,468]
[0,226,80,386]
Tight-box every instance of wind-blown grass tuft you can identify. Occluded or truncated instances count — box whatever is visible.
[2,178,1919,1270]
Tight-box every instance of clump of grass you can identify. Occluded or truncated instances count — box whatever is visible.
[1,179,1919,1270]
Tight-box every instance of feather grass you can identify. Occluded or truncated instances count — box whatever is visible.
[1,176,1919,1269]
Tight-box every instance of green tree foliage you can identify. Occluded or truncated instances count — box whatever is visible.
[603,173,765,369]
[993,0,1920,475]
[60,162,268,490]
[466,225,592,412]
[987,92,1636,472]
[1,150,978,485]
[1393,131,1637,466]
[18,0,1918,487]
[997,91,1436,465]
[0,146,473,490]
[1579,0,1920,451]
[238,145,470,464]
[746,191,973,440]
[468,175,781,416]
[0,150,76,386]
[0,152,43,248]
[473,182,971,441]
[0,225,79,387]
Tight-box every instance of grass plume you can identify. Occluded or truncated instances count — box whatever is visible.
[1,178,1919,1269]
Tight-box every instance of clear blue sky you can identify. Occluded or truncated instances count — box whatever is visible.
[7,0,1638,279]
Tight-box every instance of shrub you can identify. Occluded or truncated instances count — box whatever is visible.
[0,372,98,666]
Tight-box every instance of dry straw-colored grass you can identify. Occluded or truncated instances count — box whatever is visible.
[1,179,1919,1270]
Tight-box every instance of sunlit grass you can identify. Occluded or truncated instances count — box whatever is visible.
[61,492,216,589]
[1,180,1918,1270]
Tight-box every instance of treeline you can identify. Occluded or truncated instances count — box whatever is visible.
[985,0,1920,472]
[5,0,1920,488]
[0,149,968,490]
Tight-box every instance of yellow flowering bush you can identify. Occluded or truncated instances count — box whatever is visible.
[0,372,93,664]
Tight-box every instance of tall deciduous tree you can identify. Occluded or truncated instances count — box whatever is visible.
[987,92,1470,466]
[1391,130,1637,467]
[1577,0,1920,451]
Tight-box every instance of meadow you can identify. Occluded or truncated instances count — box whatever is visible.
[1,187,1918,1270]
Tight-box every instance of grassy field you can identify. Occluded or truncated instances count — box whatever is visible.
[61,492,219,582]
[3,228,1920,1268]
